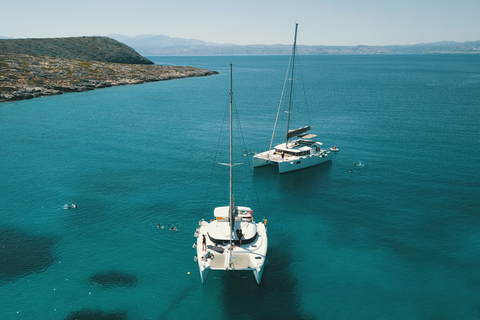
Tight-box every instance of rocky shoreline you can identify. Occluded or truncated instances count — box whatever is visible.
[0,54,218,103]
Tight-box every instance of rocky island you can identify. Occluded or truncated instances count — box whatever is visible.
[0,37,218,102]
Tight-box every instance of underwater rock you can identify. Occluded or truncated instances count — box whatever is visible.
[0,227,57,285]
[88,270,138,289]
[65,309,128,320]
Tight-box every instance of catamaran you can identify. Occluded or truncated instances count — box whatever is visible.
[193,64,268,284]
[253,23,333,174]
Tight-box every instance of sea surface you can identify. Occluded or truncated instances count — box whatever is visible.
[1,54,479,320]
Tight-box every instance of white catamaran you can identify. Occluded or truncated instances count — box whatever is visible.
[193,64,268,284]
[253,23,333,174]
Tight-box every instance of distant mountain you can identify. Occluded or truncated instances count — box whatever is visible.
[109,34,223,47]
[108,34,229,56]
[109,34,480,55]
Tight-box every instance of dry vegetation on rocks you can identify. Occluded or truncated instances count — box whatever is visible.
[0,54,218,102]
[0,36,218,102]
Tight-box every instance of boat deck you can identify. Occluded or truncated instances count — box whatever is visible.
[254,151,283,163]
[195,220,266,272]
[229,252,254,269]
[206,249,255,269]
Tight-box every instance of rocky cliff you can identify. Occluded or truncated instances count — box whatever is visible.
[0,54,218,102]
[0,36,153,64]
[0,37,218,102]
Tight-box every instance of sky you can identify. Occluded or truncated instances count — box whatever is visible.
[1,0,479,46]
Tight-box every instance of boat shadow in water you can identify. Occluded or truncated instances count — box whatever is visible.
[65,309,128,320]
[213,242,317,319]
[254,159,333,197]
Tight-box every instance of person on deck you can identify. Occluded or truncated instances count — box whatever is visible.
[236,228,244,246]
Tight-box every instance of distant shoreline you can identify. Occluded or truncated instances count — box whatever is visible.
[133,49,480,56]
[2,34,477,103]
[108,34,480,56]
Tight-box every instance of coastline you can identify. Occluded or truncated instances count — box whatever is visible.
[0,54,218,103]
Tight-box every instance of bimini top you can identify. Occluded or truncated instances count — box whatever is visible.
[300,133,317,139]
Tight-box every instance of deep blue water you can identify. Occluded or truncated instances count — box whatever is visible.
[1,54,479,319]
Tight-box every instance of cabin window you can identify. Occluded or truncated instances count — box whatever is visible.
[282,150,310,156]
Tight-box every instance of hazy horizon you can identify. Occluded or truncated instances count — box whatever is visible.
[2,33,479,48]
[2,0,479,46]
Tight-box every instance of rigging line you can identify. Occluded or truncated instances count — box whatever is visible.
[201,101,230,217]
[232,99,263,216]
[269,54,292,150]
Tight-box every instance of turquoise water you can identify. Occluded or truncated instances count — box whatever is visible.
[1,54,479,319]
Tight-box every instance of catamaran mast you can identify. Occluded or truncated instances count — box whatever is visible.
[285,23,298,147]
[229,63,234,245]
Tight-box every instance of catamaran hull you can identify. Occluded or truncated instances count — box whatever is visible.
[199,266,211,284]
[253,266,264,284]
[254,151,331,173]
[194,217,267,284]
[199,267,263,284]
[277,153,331,173]
[253,153,272,168]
